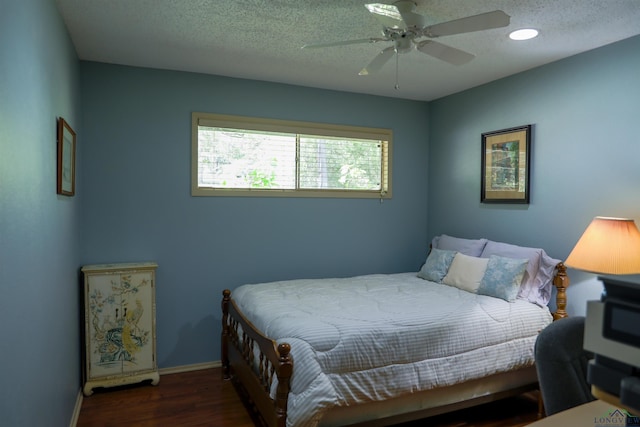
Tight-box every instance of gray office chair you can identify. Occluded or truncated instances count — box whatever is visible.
[535,316,595,416]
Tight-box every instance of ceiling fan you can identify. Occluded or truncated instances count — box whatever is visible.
[302,1,510,76]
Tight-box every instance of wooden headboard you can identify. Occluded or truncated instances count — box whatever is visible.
[552,262,569,320]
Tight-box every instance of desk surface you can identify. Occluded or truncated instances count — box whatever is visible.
[527,400,627,426]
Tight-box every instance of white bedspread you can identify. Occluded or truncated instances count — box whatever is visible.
[232,273,553,427]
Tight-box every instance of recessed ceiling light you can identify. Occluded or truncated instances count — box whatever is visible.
[509,28,539,40]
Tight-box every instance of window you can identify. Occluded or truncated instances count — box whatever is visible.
[192,112,392,198]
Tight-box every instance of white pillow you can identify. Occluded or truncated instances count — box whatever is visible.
[442,253,490,293]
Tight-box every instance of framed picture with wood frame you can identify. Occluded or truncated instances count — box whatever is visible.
[481,125,531,204]
[57,117,76,196]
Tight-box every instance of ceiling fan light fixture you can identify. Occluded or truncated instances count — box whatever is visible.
[509,28,539,40]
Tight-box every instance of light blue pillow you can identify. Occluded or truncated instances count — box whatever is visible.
[477,255,528,302]
[417,248,457,282]
[480,240,561,306]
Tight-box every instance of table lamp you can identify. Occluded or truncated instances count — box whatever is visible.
[567,217,640,415]
[565,216,640,275]
[550,217,640,320]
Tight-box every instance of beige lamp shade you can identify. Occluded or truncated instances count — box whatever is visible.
[565,216,640,274]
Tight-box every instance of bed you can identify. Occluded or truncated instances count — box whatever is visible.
[221,235,569,427]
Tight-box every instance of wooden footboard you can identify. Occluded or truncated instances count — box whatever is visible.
[221,289,292,427]
[221,265,569,427]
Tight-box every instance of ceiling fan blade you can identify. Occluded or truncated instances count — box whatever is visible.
[423,10,510,37]
[302,38,386,49]
[417,40,475,66]
[365,3,406,29]
[393,0,426,28]
[359,46,395,75]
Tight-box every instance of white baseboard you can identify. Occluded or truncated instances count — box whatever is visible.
[159,360,222,375]
[70,361,222,426]
[69,389,83,427]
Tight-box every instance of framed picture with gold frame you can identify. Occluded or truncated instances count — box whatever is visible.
[57,117,76,196]
[481,125,531,204]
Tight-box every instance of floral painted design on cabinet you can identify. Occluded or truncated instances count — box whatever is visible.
[89,274,151,366]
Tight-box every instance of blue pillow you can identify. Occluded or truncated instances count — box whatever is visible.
[417,248,457,282]
[477,255,528,302]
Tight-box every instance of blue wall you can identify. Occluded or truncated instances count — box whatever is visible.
[428,35,640,315]
[0,0,81,425]
[3,2,639,423]
[79,63,430,368]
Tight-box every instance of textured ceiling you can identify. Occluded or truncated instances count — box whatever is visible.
[55,0,640,101]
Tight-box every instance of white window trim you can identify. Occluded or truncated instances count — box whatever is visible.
[191,112,393,198]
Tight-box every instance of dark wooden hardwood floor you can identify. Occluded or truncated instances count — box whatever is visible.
[77,368,541,426]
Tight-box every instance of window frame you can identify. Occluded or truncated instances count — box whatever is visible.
[191,112,393,198]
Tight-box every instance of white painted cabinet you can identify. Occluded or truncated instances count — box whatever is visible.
[81,262,159,396]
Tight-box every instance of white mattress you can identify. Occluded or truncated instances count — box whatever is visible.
[232,272,553,427]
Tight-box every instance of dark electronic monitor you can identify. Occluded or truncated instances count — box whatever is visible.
[600,275,640,348]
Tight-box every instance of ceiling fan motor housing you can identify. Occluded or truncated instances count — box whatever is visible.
[383,28,417,53]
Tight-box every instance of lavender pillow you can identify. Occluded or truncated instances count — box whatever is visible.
[431,234,488,257]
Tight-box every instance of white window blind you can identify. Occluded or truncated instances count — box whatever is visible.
[192,113,392,198]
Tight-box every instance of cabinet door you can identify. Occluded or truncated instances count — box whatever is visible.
[86,271,155,379]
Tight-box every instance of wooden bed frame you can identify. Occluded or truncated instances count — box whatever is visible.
[221,263,570,427]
